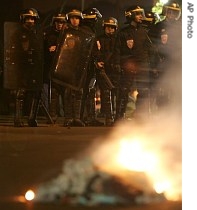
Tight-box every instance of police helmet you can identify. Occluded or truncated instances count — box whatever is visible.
[102,17,118,30]
[162,1,181,20]
[125,5,145,23]
[82,8,102,22]
[144,11,156,24]
[141,11,158,30]
[66,9,83,21]
[20,8,40,23]
[52,13,66,24]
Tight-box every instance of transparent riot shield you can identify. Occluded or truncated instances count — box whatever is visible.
[4,22,44,90]
[51,29,95,90]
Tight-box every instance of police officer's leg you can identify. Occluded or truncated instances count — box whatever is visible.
[115,86,129,121]
[41,83,49,111]
[110,74,121,118]
[63,88,74,127]
[80,84,89,122]
[85,86,103,126]
[14,89,25,127]
[48,84,59,122]
[88,88,95,120]
[73,89,85,127]
[102,89,114,126]
[114,72,130,121]
[86,86,96,122]
[28,91,41,127]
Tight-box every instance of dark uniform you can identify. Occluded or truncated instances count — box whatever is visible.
[4,8,44,127]
[80,8,104,126]
[50,9,95,127]
[140,10,161,114]
[148,1,182,111]
[94,17,119,126]
[113,5,152,121]
[43,13,67,121]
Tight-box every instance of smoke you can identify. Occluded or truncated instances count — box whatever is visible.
[84,53,182,201]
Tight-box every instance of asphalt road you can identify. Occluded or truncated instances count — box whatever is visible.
[0,116,182,210]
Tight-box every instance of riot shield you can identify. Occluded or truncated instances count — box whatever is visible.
[51,29,95,90]
[4,22,44,90]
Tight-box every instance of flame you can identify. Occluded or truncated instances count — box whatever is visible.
[90,120,182,202]
[113,137,181,201]
[116,138,157,172]
[154,181,170,193]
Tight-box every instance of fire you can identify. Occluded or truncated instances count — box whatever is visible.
[112,137,181,201]
[91,120,181,202]
[154,181,171,194]
[116,139,157,172]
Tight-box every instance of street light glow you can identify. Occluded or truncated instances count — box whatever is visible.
[25,190,35,201]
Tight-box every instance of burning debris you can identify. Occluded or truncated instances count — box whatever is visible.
[33,107,181,206]
[33,156,166,206]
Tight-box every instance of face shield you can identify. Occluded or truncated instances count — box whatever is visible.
[162,3,181,21]
[125,7,145,24]
[23,16,36,29]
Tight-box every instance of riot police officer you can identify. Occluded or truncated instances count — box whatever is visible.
[63,9,85,126]
[43,12,67,122]
[95,17,119,126]
[148,1,182,111]
[4,8,44,127]
[80,7,104,126]
[113,5,152,121]
[50,9,95,127]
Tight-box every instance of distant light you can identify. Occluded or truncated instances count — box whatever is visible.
[160,0,168,4]
[25,190,35,201]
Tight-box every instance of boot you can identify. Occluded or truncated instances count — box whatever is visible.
[28,98,40,127]
[102,90,114,126]
[14,99,24,127]
[115,97,127,122]
[64,118,74,127]
[73,91,85,127]
[73,118,85,127]
[63,89,74,127]
[48,88,59,123]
